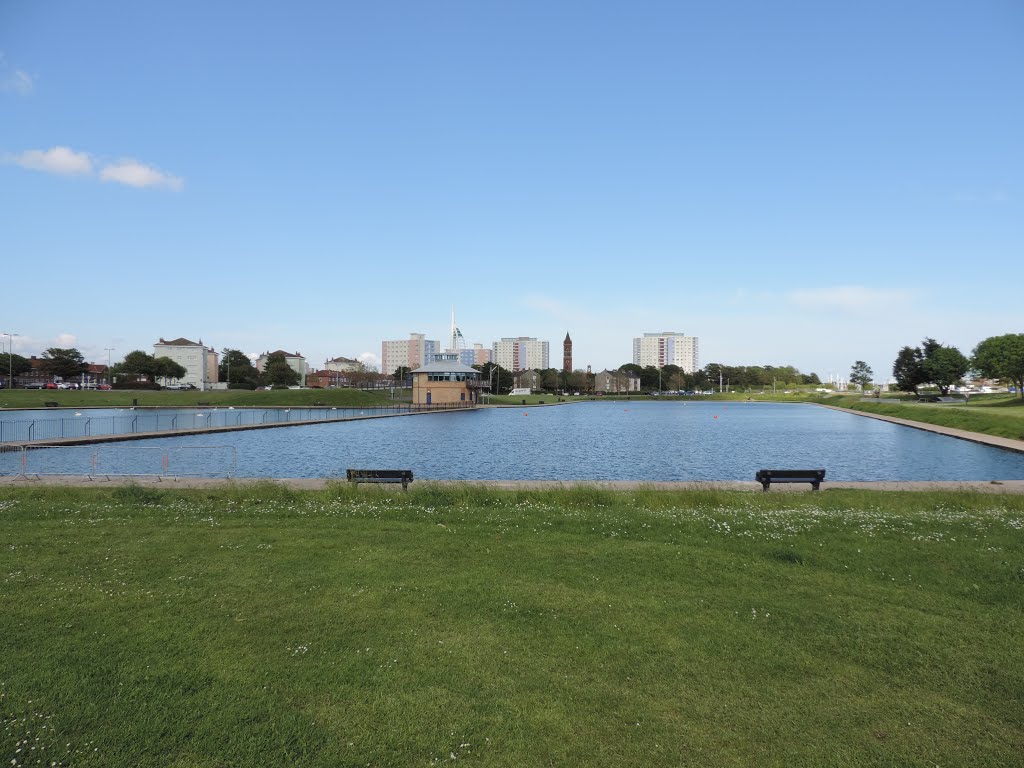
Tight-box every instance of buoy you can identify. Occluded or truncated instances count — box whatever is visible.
[713,415,719,419]
[523,412,528,416]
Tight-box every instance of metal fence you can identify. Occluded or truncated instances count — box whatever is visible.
[0,444,238,478]
[0,402,473,444]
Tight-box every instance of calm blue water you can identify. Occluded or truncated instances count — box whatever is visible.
[0,406,409,442]
[4,402,1024,481]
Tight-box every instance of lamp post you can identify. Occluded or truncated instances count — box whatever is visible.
[222,348,231,388]
[104,347,115,386]
[2,332,20,389]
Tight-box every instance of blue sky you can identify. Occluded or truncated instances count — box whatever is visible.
[2,1,1021,381]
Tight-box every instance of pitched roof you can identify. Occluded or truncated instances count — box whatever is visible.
[262,350,305,359]
[156,337,201,347]
[411,360,481,375]
[327,356,357,363]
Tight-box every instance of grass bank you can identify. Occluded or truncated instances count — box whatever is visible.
[2,485,1022,766]
[0,388,405,410]
[844,396,1024,441]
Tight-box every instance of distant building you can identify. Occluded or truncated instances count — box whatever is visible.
[632,332,699,373]
[411,353,482,406]
[471,343,492,366]
[492,337,549,372]
[154,337,218,390]
[595,369,641,393]
[563,333,572,373]
[255,350,308,381]
[307,369,350,389]
[382,333,440,378]
[325,356,361,373]
[518,369,541,391]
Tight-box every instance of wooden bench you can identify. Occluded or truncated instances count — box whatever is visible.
[755,469,825,491]
[347,469,414,489]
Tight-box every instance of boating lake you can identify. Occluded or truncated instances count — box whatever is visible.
[4,401,1024,481]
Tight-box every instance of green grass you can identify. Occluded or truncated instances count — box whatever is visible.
[2,485,1023,766]
[0,388,405,410]
[843,396,1024,441]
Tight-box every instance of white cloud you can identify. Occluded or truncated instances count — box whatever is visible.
[1,69,33,94]
[54,333,78,348]
[8,146,93,176]
[0,53,33,94]
[100,159,184,190]
[788,285,910,313]
[357,352,380,371]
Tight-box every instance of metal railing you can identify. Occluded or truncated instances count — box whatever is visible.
[0,444,238,479]
[0,402,475,444]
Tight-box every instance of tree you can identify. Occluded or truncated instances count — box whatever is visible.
[973,333,1024,399]
[153,356,188,384]
[892,345,925,394]
[219,349,259,386]
[891,338,968,395]
[921,345,969,395]
[475,363,514,395]
[113,350,157,382]
[0,352,31,379]
[661,364,683,391]
[260,352,301,387]
[849,360,874,390]
[539,368,559,391]
[392,365,412,384]
[41,347,86,380]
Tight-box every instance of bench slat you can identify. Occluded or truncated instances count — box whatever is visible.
[347,469,414,489]
[755,469,825,491]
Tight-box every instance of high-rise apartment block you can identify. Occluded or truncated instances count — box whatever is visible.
[381,333,440,377]
[492,337,550,371]
[632,332,699,372]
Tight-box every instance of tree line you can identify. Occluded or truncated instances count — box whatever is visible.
[849,333,1024,398]
[405,361,823,395]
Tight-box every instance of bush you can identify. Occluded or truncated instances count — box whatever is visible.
[228,382,256,390]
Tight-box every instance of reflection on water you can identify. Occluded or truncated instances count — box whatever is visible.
[3,402,1024,481]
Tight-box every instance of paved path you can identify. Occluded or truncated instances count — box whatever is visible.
[3,476,1024,493]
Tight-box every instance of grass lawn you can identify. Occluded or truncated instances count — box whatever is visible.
[2,485,1022,766]
[842,396,1024,441]
[0,388,405,410]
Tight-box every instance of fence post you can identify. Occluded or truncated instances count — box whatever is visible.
[29,421,34,441]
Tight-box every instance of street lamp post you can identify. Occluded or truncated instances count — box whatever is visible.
[104,347,115,386]
[222,348,231,388]
[2,332,20,389]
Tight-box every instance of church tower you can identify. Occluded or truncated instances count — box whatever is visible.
[563,332,572,373]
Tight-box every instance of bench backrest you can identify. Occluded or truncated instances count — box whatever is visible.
[347,469,413,481]
[755,469,826,481]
